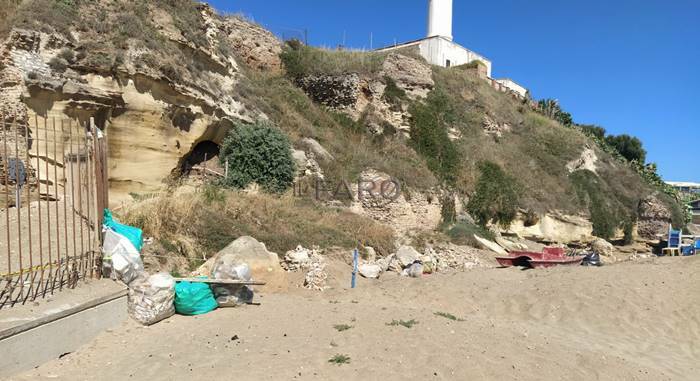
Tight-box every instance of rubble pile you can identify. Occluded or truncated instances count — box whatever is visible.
[356,244,484,280]
[282,245,329,291]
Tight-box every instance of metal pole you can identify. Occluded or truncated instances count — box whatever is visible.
[86,121,94,278]
[68,121,78,276]
[23,121,34,298]
[13,120,24,300]
[351,248,358,289]
[52,118,62,289]
[77,123,85,279]
[34,115,44,299]
[3,123,11,277]
[43,117,53,295]
[61,120,69,285]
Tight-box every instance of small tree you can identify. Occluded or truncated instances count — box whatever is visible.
[219,121,295,193]
[579,124,607,140]
[605,134,647,163]
[467,161,520,228]
[537,99,573,126]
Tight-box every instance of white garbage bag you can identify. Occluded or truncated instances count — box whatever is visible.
[211,261,254,307]
[401,262,423,278]
[127,272,176,326]
[103,228,144,285]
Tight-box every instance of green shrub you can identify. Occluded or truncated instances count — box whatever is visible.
[570,170,621,240]
[201,183,226,205]
[579,124,606,140]
[605,134,647,163]
[48,57,68,72]
[382,76,406,111]
[621,215,636,244]
[590,197,617,240]
[467,161,520,228]
[446,221,495,246]
[57,48,75,63]
[328,354,351,365]
[219,121,296,193]
[459,60,487,70]
[409,89,460,184]
[440,193,456,225]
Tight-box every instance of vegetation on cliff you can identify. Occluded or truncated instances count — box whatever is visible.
[2,0,689,262]
[219,121,296,193]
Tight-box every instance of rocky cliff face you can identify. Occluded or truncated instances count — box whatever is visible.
[2,0,681,249]
[0,3,282,203]
[637,195,673,240]
[295,52,434,136]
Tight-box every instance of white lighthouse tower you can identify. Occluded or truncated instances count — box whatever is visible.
[377,0,496,79]
[376,0,529,97]
[427,0,453,41]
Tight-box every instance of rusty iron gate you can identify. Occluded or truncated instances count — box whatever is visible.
[0,117,108,309]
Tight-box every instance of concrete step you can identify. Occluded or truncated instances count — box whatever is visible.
[0,279,127,378]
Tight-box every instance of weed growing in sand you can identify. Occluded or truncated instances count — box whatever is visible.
[328,354,351,365]
[334,324,353,332]
[434,312,464,321]
[387,319,419,329]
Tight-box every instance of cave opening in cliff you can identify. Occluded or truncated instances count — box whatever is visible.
[180,140,221,175]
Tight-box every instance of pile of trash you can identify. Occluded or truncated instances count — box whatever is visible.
[127,273,176,325]
[102,209,255,325]
[282,245,328,291]
[209,254,255,306]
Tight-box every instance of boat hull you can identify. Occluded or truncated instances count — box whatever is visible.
[496,248,583,268]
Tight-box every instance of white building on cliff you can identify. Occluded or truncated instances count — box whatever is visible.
[376,0,528,98]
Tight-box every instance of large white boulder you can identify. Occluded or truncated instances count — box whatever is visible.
[358,263,382,279]
[473,235,508,255]
[395,246,421,268]
[200,236,287,292]
[591,238,615,258]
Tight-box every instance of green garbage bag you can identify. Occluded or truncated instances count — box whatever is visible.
[174,281,218,315]
[103,209,143,252]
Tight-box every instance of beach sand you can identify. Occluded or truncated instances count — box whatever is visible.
[11,255,699,380]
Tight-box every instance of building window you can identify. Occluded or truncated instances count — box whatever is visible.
[446,59,451,68]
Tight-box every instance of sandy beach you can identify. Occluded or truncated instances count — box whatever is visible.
[10,255,699,381]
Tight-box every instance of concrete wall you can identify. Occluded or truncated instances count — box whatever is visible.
[496,78,528,98]
[0,283,127,378]
[417,37,493,77]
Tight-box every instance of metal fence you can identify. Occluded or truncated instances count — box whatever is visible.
[0,117,108,308]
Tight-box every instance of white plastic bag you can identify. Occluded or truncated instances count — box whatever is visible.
[103,228,144,285]
[127,272,176,326]
[211,261,254,306]
[402,262,423,278]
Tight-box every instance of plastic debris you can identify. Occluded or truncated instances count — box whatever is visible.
[174,280,218,315]
[211,262,254,307]
[104,209,144,252]
[127,273,176,326]
[103,229,144,285]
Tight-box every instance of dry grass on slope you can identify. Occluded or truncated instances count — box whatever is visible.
[235,72,439,191]
[120,186,396,265]
[431,66,654,216]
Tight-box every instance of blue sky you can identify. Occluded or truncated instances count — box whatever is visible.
[210,0,699,181]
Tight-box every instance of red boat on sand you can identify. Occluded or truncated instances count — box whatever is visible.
[496,247,584,269]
